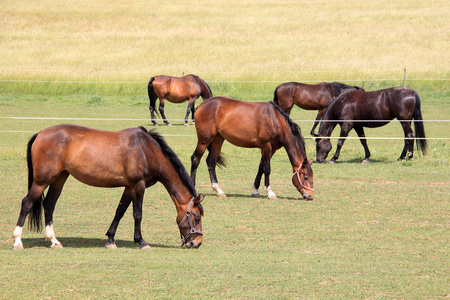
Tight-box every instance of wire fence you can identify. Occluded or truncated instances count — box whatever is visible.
[1,117,448,140]
[1,78,449,84]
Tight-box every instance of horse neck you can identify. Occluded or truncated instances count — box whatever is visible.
[318,113,337,137]
[157,163,193,210]
[282,133,306,171]
[199,79,212,99]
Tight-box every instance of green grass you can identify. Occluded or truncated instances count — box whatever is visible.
[1,0,449,298]
[0,93,448,299]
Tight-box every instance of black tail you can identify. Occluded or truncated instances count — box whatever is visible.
[413,91,428,155]
[148,77,159,116]
[207,144,226,168]
[273,86,279,105]
[27,133,44,232]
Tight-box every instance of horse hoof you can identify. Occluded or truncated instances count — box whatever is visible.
[51,243,63,249]
[252,193,261,198]
[12,244,24,250]
[167,123,172,127]
[362,159,370,164]
[328,160,336,164]
[140,244,151,250]
[268,195,277,200]
[184,123,189,126]
[217,192,226,197]
[105,242,117,249]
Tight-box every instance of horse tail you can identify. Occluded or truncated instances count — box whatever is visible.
[207,144,226,168]
[27,133,44,232]
[199,77,213,100]
[273,86,279,105]
[148,77,159,115]
[412,91,428,155]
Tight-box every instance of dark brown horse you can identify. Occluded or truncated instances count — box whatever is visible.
[148,74,213,126]
[190,97,314,200]
[316,87,427,163]
[273,82,364,136]
[12,124,205,250]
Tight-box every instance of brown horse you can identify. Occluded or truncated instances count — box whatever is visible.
[190,97,314,200]
[12,124,205,250]
[148,74,213,126]
[273,82,364,136]
[316,87,427,163]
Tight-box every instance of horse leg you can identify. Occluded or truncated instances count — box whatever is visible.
[190,99,197,124]
[206,136,226,197]
[254,146,276,199]
[43,171,69,249]
[190,142,209,186]
[149,101,158,126]
[159,99,171,126]
[330,124,353,164]
[311,108,327,137]
[354,126,371,163]
[399,121,415,161]
[105,187,134,249]
[184,98,197,126]
[252,161,264,198]
[130,182,150,249]
[12,183,47,250]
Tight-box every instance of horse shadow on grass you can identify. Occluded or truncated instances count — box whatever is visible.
[20,237,179,249]
[212,192,305,201]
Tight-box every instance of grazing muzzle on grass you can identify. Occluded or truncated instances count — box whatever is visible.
[316,137,332,163]
[178,195,204,248]
[292,159,314,200]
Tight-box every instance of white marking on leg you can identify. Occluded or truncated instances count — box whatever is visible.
[252,185,260,197]
[265,186,277,199]
[12,226,23,249]
[212,183,226,197]
[45,224,62,248]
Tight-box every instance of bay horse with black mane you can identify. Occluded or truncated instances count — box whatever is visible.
[12,124,205,250]
[148,74,213,126]
[190,97,314,200]
[316,87,427,164]
[273,82,364,136]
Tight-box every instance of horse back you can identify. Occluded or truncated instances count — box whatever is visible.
[276,82,334,111]
[195,97,283,148]
[152,74,202,102]
[31,125,155,187]
[326,87,416,125]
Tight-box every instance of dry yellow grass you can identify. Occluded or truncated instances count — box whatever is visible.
[1,0,449,81]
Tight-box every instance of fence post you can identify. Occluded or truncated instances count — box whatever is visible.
[403,68,406,87]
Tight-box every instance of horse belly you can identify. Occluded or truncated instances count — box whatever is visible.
[64,146,134,187]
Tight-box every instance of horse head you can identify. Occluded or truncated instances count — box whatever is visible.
[315,136,332,163]
[177,194,205,248]
[292,158,314,200]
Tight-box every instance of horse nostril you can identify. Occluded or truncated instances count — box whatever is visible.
[196,242,202,248]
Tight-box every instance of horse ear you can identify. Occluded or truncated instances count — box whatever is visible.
[195,194,205,204]
[302,158,309,167]
[308,158,313,165]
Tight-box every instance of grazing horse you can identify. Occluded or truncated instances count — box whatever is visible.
[273,82,364,136]
[148,74,213,126]
[12,124,205,250]
[315,87,427,163]
[190,97,314,200]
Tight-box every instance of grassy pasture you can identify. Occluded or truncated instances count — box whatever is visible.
[1,0,449,298]
[0,93,449,299]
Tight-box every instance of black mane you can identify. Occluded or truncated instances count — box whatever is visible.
[139,127,197,198]
[330,82,364,98]
[269,102,307,156]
